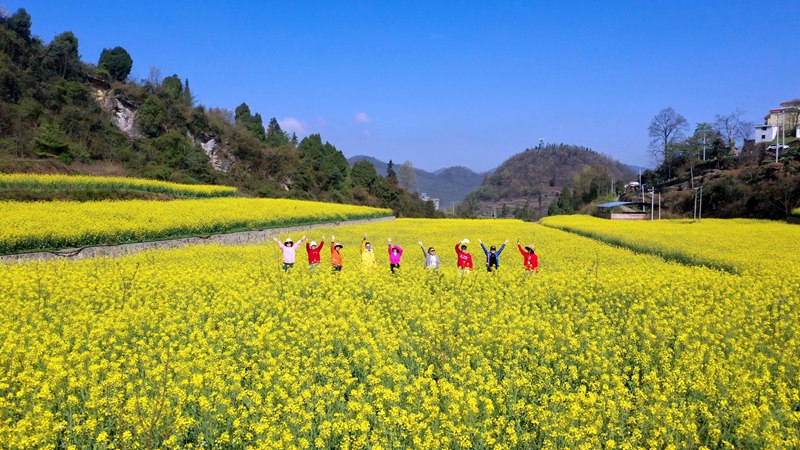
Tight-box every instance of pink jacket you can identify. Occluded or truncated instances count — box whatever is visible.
[278,243,299,263]
[388,244,403,264]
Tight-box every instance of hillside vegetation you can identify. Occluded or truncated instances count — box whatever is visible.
[460,144,635,218]
[0,8,436,217]
[639,146,800,219]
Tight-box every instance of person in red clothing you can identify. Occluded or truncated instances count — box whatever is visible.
[306,235,325,270]
[455,239,474,272]
[517,239,539,273]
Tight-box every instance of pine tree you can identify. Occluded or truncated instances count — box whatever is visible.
[266,117,289,147]
[183,78,193,106]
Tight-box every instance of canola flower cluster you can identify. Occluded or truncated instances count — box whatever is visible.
[1,218,798,449]
[541,215,800,275]
[0,198,391,254]
[0,174,238,198]
[792,207,800,217]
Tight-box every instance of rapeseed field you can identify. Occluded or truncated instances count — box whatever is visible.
[541,215,800,274]
[0,198,391,254]
[0,174,238,198]
[0,219,797,449]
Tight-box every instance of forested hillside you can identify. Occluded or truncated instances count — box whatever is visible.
[0,8,437,217]
[460,144,635,218]
[637,107,800,219]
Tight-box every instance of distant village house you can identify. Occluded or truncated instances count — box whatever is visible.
[419,192,440,211]
[754,124,778,144]
[755,99,799,146]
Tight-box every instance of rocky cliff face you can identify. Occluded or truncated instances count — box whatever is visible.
[92,86,235,173]
[92,88,139,139]
[193,134,234,172]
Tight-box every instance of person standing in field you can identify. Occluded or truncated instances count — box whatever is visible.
[330,234,344,271]
[418,241,440,270]
[361,234,377,270]
[388,237,404,273]
[273,235,306,271]
[518,239,539,273]
[306,236,325,270]
[455,239,473,272]
[479,239,509,272]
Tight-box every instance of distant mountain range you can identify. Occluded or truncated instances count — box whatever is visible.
[347,155,487,209]
[626,164,650,176]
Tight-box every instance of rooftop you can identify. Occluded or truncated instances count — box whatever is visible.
[597,201,636,208]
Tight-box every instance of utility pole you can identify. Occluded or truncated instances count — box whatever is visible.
[698,186,703,221]
[640,171,645,211]
[691,166,697,221]
[776,111,783,163]
[658,192,661,220]
[702,132,707,161]
[650,189,654,221]
[781,111,785,161]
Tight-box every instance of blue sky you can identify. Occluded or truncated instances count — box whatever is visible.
[5,1,798,172]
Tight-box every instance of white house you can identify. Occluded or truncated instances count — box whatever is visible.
[754,124,778,144]
[419,192,440,210]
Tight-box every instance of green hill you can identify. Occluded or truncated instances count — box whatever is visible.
[460,144,636,218]
[0,8,436,217]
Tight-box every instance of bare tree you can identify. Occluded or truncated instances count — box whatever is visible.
[207,107,235,126]
[146,65,162,89]
[648,107,689,164]
[713,109,752,154]
[398,160,417,192]
[648,107,688,179]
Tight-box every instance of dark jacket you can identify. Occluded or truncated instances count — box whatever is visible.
[481,243,506,268]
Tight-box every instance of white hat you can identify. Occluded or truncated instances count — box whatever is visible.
[310,241,318,247]
[284,238,293,244]
[461,238,470,245]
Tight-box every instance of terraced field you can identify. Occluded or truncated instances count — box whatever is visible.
[0,198,392,254]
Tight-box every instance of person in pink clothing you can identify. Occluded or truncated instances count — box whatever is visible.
[388,237,404,274]
[272,235,306,271]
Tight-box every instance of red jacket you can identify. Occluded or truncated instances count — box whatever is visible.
[455,244,473,270]
[518,245,539,271]
[306,240,325,264]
